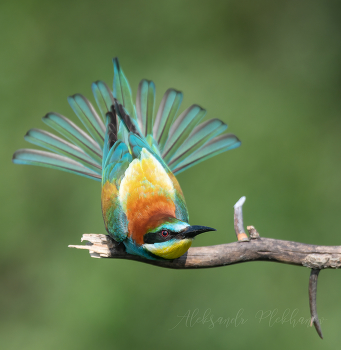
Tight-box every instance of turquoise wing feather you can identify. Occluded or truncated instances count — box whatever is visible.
[42,112,103,164]
[12,149,101,181]
[162,104,206,162]
[136,79,156,136]
[101,112,131,242]
[153,88,183,152]
[13,58,241,182]
[24,128,101,174]
[171,134,241,175]
[102,141,132,185]
[113,57,136,121]
[67,94,105,148]
[167,119,228,168]
[91,81,116,122]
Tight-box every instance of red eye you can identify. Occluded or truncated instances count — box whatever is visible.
[161,230,169,238]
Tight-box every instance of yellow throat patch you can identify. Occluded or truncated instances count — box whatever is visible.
[144,238,193,259]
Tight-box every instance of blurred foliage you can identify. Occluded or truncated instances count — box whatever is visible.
[1,0,341,349]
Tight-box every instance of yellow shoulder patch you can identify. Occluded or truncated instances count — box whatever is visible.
[119,148,175,211]
[118,148,177,244]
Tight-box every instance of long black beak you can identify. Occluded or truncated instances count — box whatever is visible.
[182,225,216,239]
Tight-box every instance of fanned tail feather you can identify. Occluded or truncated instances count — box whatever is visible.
[136,79,156,136]
[12,149,101,181]
[171,134,241,175]
[162,104,206,162]
[24,128,101,174]
[67,94,105,148]
[91,81,116,122]
[113,57,137,121]
[153,88,183,152]
[42,112,103,164]
[13,58,241,181]
[167,119,228,168]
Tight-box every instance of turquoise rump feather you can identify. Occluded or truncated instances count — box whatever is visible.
[13,58,241,260]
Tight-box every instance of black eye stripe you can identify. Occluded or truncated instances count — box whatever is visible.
[144,229,175,244]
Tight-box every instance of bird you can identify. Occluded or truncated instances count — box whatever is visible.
[12,58,241,260]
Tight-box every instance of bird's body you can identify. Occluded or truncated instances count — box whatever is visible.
[13,58,241,260]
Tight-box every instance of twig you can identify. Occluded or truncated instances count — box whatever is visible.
[309,269,323,339]
[247,225,260,239]
[233,196,249,242]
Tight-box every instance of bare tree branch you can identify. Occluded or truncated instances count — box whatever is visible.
[68,196,341,338]
[68,233,341,269]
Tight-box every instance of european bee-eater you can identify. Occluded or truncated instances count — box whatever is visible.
[12,58,241,260]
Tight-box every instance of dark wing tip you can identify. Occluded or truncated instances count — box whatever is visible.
[113,57,120,68]
[12,148,29,163]
[112,101,140,136]
[42,112,55,120]
[12,150,18,163]
[105,110,118,149]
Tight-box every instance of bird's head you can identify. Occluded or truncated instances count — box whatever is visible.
[142,215,216,259]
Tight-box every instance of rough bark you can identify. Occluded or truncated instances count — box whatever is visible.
[69,233,341,270]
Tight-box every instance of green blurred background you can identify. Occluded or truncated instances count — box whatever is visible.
[1,0,341,349]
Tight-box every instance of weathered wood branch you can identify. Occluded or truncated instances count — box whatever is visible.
[68,196,340,339]
[69,233,341,270]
